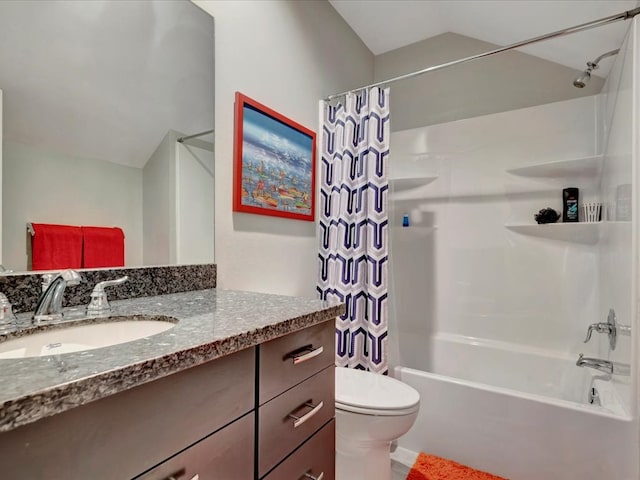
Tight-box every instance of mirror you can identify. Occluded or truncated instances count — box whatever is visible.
[0,0,215,273]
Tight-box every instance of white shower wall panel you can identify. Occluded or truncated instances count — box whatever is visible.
[390,96,601,364]
[598,23,634,376]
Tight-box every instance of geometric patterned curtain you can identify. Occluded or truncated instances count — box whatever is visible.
[317,87,390,374]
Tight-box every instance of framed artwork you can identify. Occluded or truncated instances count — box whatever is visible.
[233,92,316,221]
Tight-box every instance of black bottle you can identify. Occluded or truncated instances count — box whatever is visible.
[562,188,579,222]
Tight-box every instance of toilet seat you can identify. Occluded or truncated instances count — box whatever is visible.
[335,367,420,416]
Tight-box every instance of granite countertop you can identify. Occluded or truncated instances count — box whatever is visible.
[0,289,344,433]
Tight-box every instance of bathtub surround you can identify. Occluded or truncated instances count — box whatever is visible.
[386,18,640,479]
[318,87,390,373]
[597,18,634,408]
[0,263,216,314]
[389,95,600,362]
[388,92,637,477]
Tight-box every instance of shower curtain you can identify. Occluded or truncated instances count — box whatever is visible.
[317,87,390,374]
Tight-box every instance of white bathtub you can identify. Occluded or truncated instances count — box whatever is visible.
[394,334,639,480]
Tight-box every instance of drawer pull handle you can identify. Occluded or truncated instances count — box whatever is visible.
[302,472,324,480]
[288,401,324,428]
[287,345,324,365]
[165,469,192,480]
[165,470,198,480]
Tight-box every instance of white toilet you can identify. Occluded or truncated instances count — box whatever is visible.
[335,367,420,480]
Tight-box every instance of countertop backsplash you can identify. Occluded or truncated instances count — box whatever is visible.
[0,264,217,313]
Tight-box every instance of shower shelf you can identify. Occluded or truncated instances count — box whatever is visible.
[389,176,438,191]
[504,222,601,244]
[506,155,603,179]
[392,225,437,233]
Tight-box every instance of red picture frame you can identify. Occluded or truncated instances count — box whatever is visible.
[233,92,316,221]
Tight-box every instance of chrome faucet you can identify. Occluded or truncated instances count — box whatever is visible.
[33,270,83,324]
[576,354,630,376]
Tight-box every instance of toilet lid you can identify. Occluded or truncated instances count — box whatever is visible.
[335,367,420,412]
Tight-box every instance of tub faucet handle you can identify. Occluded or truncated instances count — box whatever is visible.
[584,322,612,343]
[584,308,631,350]
[583,308,629,350]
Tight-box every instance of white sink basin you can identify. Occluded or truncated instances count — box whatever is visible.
[0,318,176,359]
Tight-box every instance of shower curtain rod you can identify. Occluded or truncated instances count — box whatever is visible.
[323,6,640,101]
[177,129,215,143]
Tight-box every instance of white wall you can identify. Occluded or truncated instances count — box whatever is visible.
[2,141,143,272]
[388,96,600,369]
[143,131,215,266]
[633,18,640,465]
[176,141,215,264]
[194,0,373,296]
[0,90,3,267]
[374,32,605,132]
[143,131,175,266]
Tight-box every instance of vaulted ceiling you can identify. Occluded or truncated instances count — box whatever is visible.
[329,0,638,77]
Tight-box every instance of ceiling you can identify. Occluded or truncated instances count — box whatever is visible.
[329,0,639,77]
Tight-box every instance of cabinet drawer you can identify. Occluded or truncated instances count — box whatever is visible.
[0,347,255,480]
[136,412,254,480]
[259,321,334,404]
[259,365,335,477]
[263,419,335,480]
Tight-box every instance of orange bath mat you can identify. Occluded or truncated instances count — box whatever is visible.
[407,453,508,480]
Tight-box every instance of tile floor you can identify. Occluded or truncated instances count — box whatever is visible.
[391,446,418,480]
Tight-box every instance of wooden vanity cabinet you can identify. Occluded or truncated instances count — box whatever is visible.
[263,420,335,480]
[0,319,336,480]
[259,320,334,403]
[139,320,337,480]
[135,413,254,480]
[258,321,336,480]
[0,347,255,480]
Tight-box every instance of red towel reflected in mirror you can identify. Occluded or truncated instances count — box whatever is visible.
[81,226,125,269]
[31,223,83,271]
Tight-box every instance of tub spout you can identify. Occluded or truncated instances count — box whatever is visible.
[576,354,630,376]
[576,354,612,374]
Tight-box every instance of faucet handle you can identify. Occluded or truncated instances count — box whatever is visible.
[87,276,128,317]
[583,323,612,343]
[583,309,630,350]
[0,293,17,334]
[92,275,128,293]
